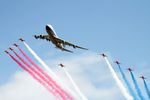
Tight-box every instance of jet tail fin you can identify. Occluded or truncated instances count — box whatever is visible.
[61,47,73,53]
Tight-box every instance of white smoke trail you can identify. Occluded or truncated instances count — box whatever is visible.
[62,67,88,100]
[23,42,79,99]
[104,57,133,100]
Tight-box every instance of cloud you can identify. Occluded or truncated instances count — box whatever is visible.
[0,51,126,100]
[0,71,56,100]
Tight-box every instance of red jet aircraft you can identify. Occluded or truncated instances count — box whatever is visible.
[9,47,13,51]
[14,43,19,47]
[19,38,24,42]
[127,68,133,72]
[140,76,146,80]
[114,60,121,65]
[4,50,9,54]
[101,53,107,57]
[59,63,65,67]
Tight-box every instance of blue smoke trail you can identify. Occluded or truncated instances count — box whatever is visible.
[104,58,133,100]
[117,64,139,100]
[143,80,150,99]
[130,72,145,100]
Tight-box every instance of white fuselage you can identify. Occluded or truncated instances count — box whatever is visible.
[45,25,62,48]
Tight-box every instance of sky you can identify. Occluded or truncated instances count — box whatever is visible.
[0,0,150,100]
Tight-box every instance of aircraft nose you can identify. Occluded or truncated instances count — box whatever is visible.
[46,25,50,30]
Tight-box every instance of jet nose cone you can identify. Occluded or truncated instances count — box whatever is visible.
[46,25,50,30]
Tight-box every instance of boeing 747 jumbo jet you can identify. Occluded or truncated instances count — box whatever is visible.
[34,24,88,53]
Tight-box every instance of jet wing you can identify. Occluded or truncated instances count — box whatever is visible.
[55,38,88,50]
[34,35,51,41]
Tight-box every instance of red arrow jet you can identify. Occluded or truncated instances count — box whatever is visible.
[19,38,24,42]
[140,76,146,80]
[14,43,19,47]
[59,63,65,67]
[4,50,9,54]
[127,68,133,72]
[114,60,121,65]
[100,53,107,57]
[9,47,13,51]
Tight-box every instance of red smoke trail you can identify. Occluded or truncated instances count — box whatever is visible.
[12,50,66,100]
[7,53,58,99]
[17,47,73,100]
[23,42,77,99]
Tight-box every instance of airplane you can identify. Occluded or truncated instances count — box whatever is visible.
[33,24,88,53]
[140,76,146,80]
[14,43,19,47]
[127,68,133,72]
[59,63,65,67]
[4,50,9,54]
[100,53,107,57]
[9,47,13,51]
[19,38,24,42]
[114,60,121,65]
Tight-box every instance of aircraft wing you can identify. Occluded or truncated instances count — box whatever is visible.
[34,35,51,41]
[55,38,88,50]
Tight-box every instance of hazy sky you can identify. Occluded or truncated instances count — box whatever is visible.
[0,0,150,100]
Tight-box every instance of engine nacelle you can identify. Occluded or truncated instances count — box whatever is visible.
[34,35,38,39]
[73,45,76,49]
[46,38,50,41]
